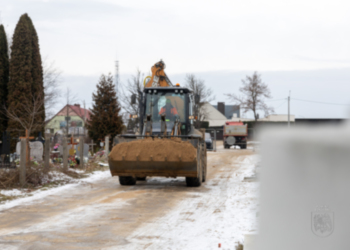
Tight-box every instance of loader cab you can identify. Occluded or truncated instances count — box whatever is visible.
[143,87,193,135]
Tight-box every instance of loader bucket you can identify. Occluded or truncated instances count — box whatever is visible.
[108,137,199,178]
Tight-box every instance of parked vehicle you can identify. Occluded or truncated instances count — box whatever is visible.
[205,133,213,150]
[223,121,248,149]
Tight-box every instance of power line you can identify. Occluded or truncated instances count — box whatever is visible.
[265,98,287,102]
[274,100,288,109]
[291,98,350,106]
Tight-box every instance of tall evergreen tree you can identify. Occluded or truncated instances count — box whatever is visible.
[0,24,9,135]
[28,15,45,135]
[7,13,45,146]
[88,74,124,147]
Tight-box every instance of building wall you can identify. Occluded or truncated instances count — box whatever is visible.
[295,118,346,126]
[46,115,85,134]
[259,114,295,122]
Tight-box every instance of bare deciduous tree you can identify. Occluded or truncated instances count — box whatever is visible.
[43,57,63,119]
[225,72,274,121]
[119,70,144,131]
[5,93,45,136]
[184,74,215,126]
[62,87,78,106]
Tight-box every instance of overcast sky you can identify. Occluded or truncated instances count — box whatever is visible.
[1,0,350,118]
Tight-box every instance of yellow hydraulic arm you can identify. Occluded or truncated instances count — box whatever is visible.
[144,60,173,88]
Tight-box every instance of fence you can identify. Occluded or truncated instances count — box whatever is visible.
[0,134,111,185]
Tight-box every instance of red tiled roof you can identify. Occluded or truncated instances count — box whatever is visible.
[69,105,91,121]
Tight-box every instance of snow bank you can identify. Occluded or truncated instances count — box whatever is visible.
[126,154,260,250]
[0,170,111,212]
[0,189,23,196]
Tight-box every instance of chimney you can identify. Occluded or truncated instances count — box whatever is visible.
[217,102,225,116]
[74,103,80,107]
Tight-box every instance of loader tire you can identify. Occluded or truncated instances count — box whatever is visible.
[136,177,146,181]
[186,175,202,187]
[186,145,202,187]
[119,176,136,186]
[241,142,247,149]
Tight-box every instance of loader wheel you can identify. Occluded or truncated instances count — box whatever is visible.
[186,145,202,187]
[186,174,202,187]
[241,142,247,149]
[119,176,136,186]
[136,177,146,181]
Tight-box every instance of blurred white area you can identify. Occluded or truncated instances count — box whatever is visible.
[253,122,350,249]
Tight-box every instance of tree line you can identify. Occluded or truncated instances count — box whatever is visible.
[0,14,45,149]
[0,13,275,150]
[0,13,124,149]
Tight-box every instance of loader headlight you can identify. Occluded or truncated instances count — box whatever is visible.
[175,90,178,93]
[189,116,194,120]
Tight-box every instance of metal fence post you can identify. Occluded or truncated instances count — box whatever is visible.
[44,133,50,170]
[105,136,109,161]
[63,137,68,171]
[91,139,94,154]
[20,139,27,186]
[79,136,84,168]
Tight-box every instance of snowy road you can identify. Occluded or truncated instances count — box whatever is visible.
[0,147,259,250]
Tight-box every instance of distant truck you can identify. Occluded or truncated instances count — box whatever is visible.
[223,121,248,149]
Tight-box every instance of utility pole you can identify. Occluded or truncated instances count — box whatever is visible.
[288,91,291,128]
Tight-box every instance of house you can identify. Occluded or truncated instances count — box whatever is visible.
[200,103,228,140]
[45,104,91,135]
[200,102,227,127]
[212,102,240,119]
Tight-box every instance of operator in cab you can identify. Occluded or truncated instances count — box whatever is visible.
[159,98,178,120]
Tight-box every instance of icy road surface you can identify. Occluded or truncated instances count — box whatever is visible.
[0,147,259,250]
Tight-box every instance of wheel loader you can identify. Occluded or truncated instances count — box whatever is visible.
[108,60,207,187]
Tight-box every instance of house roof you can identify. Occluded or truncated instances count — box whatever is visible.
[201,103,227,120]
[68,105,91,121]
[212,104,240,119]
[45,104,91,124]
